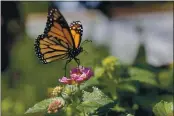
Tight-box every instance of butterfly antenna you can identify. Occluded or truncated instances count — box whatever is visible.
[81,40,92,46]
[83,50,88,55]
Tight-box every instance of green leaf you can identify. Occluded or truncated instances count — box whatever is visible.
[76,87,113,114]
[14,101,25,115]
[82,87,113,105]
[100,78,118,99]
[153,100,173,116]
[111,104,126,112]
[77,101,101,114]
[116,82,138,94]
[1,97,14,112]
[94,67,105,78]
[134,94,173,109]
[129,67,158,86]
[127,114,134,116]
[80,77,100,90]
[25,97,65,114]
[95,101,117,115]
[158,70,173,93]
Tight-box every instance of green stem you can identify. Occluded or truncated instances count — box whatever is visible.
[70,98,74,103]
[83,108,86,116]
[77,84,80,91]
[114,78,118,84]
[107,71,113,79]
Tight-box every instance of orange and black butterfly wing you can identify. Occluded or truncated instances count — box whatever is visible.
[44,6,75,49]
[34,34,70,64]
[70,21,83,48]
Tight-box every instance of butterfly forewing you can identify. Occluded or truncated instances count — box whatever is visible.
[44,7,75,48]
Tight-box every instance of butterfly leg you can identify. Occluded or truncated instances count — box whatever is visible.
[64,59,71,76]
[74,58,80,67]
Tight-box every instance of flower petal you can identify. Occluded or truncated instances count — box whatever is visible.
[59,77,73,84]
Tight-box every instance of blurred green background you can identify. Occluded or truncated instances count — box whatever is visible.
[1,1,173,116]
[2,2,109,116]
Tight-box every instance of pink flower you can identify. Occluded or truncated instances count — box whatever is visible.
[59,66,94,85]
[70,66,94,81]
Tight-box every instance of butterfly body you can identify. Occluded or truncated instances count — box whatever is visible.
[34,6,86,75]
[68,47,83,60]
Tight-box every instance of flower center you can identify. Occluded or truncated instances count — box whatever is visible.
[76,69,82,75]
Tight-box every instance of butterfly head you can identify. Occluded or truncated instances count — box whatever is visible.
[75,47,83,55]
[69,47,83,59]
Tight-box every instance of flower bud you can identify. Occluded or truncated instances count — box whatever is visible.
[47,100,63,114]
[52,86,63,97]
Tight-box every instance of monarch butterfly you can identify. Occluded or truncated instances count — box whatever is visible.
[34,6,91,76]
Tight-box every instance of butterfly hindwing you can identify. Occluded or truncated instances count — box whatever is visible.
[34,34,69,64]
